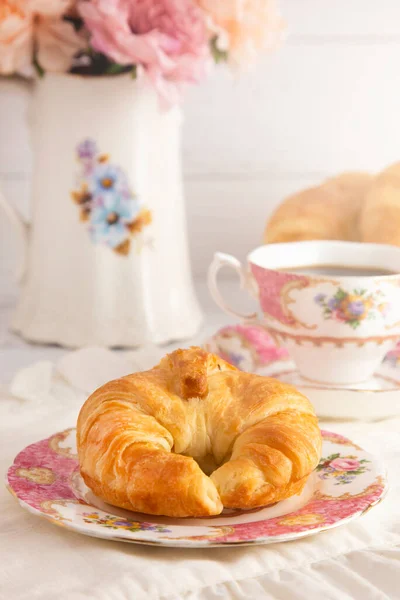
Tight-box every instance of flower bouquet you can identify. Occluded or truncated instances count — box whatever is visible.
[0,0,284,106]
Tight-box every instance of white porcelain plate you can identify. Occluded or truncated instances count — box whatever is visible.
[6,428,387,548]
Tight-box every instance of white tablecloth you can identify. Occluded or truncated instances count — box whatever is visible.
[1,283,399,599]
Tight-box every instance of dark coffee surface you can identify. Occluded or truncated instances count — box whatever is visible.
[281,265,397,277]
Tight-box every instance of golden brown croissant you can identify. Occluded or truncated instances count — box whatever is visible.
[264,172,373,244]
[77,347,322,517]
[360,162,400,246]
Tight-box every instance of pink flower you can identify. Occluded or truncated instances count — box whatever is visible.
[329,458,360,472]
[78,0,211,106]
[333,309,346,322]
[195,0,285,67]
[0,0,85,76]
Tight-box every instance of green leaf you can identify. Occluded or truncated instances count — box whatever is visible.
[210,36,228,64]
[354,288,367,296]
[335,288,347,300]
[105,63,127,75]
[33,57,44,78]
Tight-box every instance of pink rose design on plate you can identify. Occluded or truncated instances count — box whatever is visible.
[317,452,370,485]
[329,458,360,471]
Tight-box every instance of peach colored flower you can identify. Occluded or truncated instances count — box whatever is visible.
[29,0,76,16]
[0,0,85,75]
[195,0,285,67]
[78,0,211,106]
[0,1,32,74]
[34,12,86,73]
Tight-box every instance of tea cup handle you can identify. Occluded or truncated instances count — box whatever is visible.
[208,252,258,321]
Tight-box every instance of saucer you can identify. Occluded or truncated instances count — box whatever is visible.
[205,324,400,420]
[6,428,387,547]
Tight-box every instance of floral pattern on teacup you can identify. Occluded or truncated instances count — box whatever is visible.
[314,288,389,329]
[316,453,370,485]
[71,139,152,256]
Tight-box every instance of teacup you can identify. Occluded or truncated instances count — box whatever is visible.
[208,241,400,385]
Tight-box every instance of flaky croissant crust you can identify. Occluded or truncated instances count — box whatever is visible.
[77,347,322,517]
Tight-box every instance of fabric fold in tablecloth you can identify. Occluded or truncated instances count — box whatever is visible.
[1,347,399,600]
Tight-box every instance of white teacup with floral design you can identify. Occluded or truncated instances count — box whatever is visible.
[208,241,400,385]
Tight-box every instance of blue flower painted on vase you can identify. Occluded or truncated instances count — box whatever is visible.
[89,163,130,197]
[89,195,140,249]
[71,139,152,255]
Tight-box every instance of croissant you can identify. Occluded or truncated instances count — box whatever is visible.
[77,347,322,517]
[264,172,374,244]
[360,162,400,246]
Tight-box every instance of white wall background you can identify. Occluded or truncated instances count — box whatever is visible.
[2,0,400,294]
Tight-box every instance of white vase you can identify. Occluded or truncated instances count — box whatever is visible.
[0,74,202,347]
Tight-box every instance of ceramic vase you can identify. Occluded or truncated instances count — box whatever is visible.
[0,74,202,347]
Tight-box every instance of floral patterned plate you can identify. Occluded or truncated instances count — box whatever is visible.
[205,325,400,420]
[6,428,387,548]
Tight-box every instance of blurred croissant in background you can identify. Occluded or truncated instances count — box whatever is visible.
[264,163,400,247]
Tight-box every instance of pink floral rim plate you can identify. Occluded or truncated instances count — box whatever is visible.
[205,325,400,420]
[6,428,387,548]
